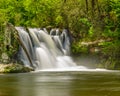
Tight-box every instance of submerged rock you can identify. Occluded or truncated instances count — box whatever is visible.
[0,64,34,73]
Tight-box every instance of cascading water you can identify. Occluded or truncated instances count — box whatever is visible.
[15,27,77,70]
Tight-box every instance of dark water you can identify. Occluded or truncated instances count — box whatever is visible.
[0,71,120,96]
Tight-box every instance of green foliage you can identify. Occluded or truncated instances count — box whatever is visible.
[55,15,63,26]
[0,0,120,69]
[0,0,62,27]
[71,42,88,54]
[88,26,94,37]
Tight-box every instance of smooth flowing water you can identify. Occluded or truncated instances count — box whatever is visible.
[0,70,120,96]
[15,27,75,70]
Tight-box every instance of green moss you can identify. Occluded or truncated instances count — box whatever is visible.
[0,64,34,73]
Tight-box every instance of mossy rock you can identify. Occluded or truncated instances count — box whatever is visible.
[0,64,34,73]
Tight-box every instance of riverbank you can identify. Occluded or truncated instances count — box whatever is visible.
[0,64,34,73]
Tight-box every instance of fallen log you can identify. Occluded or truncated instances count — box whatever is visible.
[81,38,113,46]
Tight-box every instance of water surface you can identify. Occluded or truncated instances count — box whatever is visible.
[0,70,120,96]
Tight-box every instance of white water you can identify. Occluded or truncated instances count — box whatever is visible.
[34,66,112,72]
[15,27,79,70]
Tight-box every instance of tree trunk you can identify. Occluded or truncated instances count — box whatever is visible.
[85,0,88,12]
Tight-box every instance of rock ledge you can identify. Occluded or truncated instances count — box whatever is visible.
[0,64,34,73]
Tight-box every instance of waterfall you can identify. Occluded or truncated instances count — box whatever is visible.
[15,27,76,70]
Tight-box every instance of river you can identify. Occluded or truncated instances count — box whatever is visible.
[0,70,120,96]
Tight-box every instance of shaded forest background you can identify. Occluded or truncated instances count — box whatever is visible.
[0,0,120,69]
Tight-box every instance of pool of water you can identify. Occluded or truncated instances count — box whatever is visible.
[0,70,120,96]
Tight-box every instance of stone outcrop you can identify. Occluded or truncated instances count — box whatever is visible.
[0,64,34,73]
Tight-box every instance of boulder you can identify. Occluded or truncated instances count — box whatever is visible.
[0,64,34,73]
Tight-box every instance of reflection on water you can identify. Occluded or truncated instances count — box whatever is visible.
[0,71,120,96]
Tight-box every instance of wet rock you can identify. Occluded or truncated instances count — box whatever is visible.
[1,53,10,63]
[0,64,34,73]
